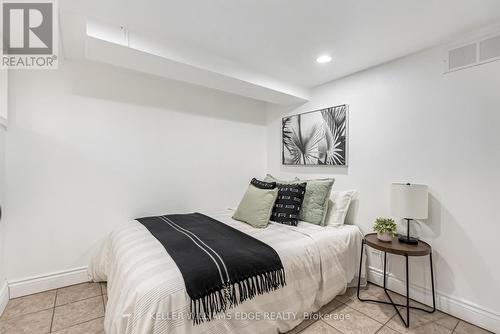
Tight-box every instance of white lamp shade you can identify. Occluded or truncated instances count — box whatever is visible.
[391,183,428,219]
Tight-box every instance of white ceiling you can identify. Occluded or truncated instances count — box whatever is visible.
[62,0,500,89]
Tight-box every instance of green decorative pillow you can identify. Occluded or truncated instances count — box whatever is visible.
[263,174,298,184]
[298,178,335,225]
[233,184,278,228]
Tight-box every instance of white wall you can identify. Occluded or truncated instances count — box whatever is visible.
[4,60,267,280]
[0,69,7,125]
[266,44,500,329]
[0,129,5,279]
[0,69,7,313]
[0,127,7,312]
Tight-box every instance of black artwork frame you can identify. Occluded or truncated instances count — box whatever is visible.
[282,104,348,166]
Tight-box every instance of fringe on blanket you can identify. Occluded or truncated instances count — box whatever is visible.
[190,268,286,325]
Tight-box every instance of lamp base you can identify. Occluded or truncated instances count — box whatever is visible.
[398,234,419,245]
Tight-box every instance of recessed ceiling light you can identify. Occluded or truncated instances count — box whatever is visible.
[316,55,332,64]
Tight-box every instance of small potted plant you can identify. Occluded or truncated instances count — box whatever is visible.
[373,217,397,242]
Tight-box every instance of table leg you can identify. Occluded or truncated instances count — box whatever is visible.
[384,254,409,327]
[357,242,435,329]
[406,254,410,327]
[429,252,436,312]
[356,240,365,299]
[383,252,387,290]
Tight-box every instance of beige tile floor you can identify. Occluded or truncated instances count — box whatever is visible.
[0,282,493,334]
[0,282,106,334]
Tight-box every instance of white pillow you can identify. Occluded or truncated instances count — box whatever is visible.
[324,190,357,226]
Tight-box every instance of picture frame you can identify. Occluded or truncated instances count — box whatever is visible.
[282,104,348,166]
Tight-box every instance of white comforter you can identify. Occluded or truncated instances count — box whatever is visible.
[89,209,365,334]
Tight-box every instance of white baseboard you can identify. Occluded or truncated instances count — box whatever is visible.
[8,267,90,299]
[0,280,9,316]
[368,266,500,333]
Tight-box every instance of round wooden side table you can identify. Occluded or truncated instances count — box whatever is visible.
[357,233,436,328]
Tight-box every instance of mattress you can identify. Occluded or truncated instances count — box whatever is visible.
[89,209,365,334]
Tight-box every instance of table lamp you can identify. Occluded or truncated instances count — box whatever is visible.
[391,183,428,245]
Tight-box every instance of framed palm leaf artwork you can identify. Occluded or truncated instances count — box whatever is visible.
[282,105,348,166]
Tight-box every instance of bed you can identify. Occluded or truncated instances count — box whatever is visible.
[89,209,366,334]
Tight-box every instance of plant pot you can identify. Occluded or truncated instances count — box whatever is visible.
[377,232,393,242]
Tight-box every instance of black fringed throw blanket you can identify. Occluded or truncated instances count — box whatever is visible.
[137,213,286,324]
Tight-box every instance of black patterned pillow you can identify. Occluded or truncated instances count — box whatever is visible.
[251,178,276,189]
[270,182,307,226]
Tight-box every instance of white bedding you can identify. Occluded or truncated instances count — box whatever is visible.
[89,209,365,334]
